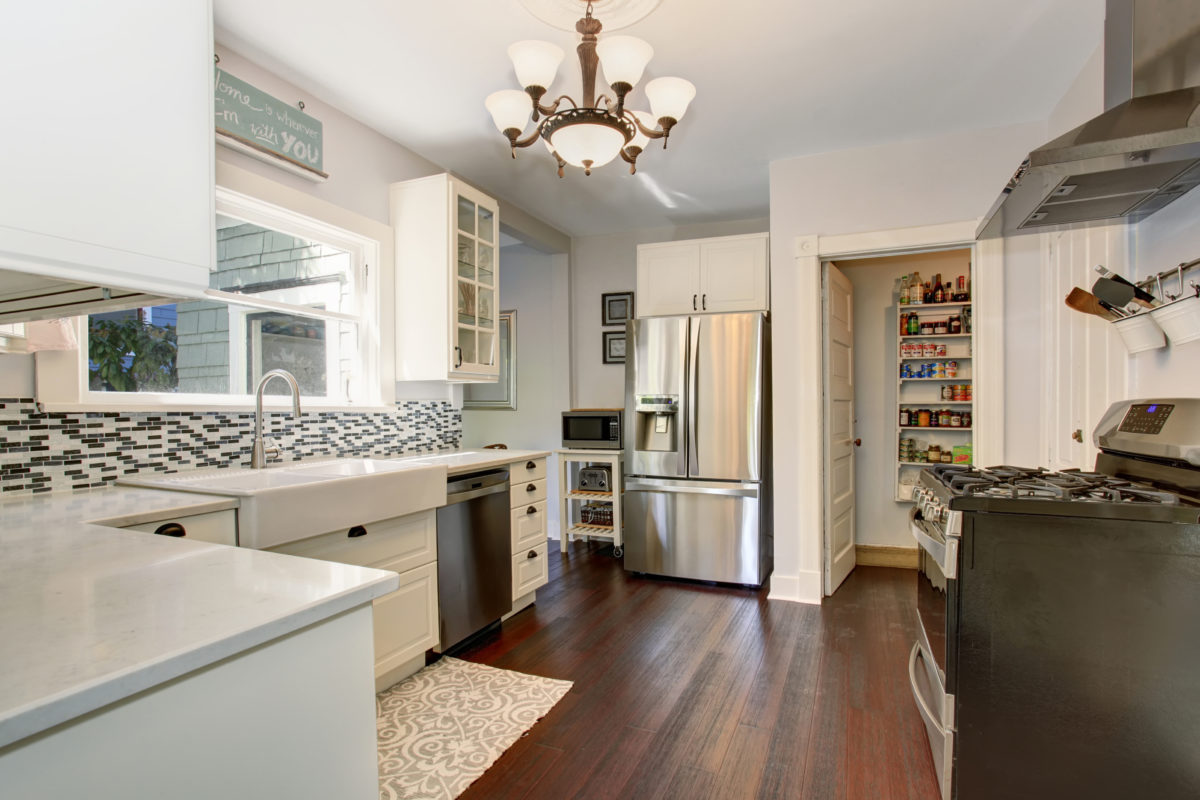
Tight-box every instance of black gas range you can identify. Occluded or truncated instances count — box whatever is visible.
[909,399,1200,800]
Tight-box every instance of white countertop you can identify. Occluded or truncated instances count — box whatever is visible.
[0,486,399,750]
[390,447,552,475]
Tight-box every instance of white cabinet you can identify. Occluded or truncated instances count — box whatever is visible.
[508,457,550,607]
[636,233,768,317]
[0,1,214,302]
[122,509,237,546]
[391,174,500,382]
[268,510,438,690]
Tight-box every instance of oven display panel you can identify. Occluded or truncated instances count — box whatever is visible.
[1118,403,1175,435]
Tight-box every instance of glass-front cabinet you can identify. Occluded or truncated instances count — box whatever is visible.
[391,174,500,381]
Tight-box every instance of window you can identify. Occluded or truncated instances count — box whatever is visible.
[49,188,384,409]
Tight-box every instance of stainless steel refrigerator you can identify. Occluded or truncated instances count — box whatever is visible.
[623,312,772,586]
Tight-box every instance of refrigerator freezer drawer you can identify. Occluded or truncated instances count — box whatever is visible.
[624,480,767,586]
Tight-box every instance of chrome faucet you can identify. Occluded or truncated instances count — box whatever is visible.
[250,369,301,469]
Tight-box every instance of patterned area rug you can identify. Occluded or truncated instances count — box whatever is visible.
[377,656,573,800]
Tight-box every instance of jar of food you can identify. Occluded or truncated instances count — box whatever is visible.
[917,409,932,427]
[962,411,972,428]
[950,412,962,427]
[899,408,911,426]
[936,344,948,356]
[941,384,953,400]
[928,445,942,462]
[946,360,958,378]
[941,451,953,463]
[934,321,948,335]
[949,315,962,334]
[939,409,952,426]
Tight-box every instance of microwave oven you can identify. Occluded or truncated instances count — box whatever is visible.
[562,410,622,450]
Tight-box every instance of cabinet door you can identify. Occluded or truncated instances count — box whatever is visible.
[637,243,701,317]
[511,501,548,552]
[450,183,500,379]
[0,1,213,294]
[699,236,769,313]
[372,562,438,679]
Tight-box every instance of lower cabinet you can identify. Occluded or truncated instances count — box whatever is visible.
[508,458,550,604]
[121,509,237,546]
[268,509,438,690]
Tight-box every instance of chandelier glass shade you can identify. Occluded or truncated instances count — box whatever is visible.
[485,1,694,176]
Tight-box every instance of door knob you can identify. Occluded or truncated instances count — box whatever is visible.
[854,438,862,446]
[1072,429,1083,443]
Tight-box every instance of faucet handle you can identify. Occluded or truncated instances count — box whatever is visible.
[262,438,282,463]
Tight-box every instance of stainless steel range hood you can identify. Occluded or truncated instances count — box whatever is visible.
[977,0,1200,239]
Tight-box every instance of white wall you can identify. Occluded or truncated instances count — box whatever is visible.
[768,120,1048,603]
[461,246,570,537]
[836,249,971,549]
[1130,188,1200,397]
[570,218,769,408]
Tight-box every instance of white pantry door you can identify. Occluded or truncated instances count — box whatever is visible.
[823,262,856,595]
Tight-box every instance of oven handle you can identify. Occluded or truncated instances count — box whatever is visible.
[908,642,945,737]
[909,506,959,580]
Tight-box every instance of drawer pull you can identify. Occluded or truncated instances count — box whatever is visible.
[347,525,368,538]
[526,460,536,469]
[527,506,538,515]
[527,550,538,559]
[154,522,186,537]
[526,483,536,493]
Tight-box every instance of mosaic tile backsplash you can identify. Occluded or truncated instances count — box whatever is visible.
[0,398,461,496]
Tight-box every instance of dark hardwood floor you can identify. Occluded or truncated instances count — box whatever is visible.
[456,540,940,800]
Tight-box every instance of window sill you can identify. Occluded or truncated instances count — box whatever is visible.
[38,400,398,415]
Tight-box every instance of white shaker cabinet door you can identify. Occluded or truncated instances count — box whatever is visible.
[699,234,769,313]
[0,1,214,295]
[636,243,701,317]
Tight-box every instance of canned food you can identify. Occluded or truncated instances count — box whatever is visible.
[922,343,937,357]
[934,362,946,378]
[953,385,967,401]
[936,344,948,357]
[946,360,958,378]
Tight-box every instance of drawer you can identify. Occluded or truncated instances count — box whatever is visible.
[510,457,547,484]
[511,500,547,552]
[511,478,547,507]
[267,510,436,572]
[512,541,549,600]
[373,561,438,679]
[123,509,237,546]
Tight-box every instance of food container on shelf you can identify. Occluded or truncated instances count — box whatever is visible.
[1150,292,1200,345]
[1114,313,1167,353]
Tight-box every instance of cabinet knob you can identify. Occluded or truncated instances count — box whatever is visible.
[153,522,186,537]
[348,525,368,538]
[854,439,862,447]
[527,550,538,559]
[526,483,536,493]
[526,460,536,470]
[527,506,537,515]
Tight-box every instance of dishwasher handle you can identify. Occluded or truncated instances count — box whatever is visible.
[446,469,510,504]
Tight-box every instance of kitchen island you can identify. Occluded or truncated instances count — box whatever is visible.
[0,486,398,800]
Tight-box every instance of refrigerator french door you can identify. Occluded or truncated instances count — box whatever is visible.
[623,312,771,586]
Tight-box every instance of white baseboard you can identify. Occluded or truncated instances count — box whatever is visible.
[767,569,822,605]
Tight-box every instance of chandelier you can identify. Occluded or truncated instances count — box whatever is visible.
[485,1,695,177]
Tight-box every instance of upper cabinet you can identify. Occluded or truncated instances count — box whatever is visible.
[391,175,500,382]
[0,1,215,314]
[636,233,769,317]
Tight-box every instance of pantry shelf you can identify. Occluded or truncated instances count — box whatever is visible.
[899,378,973,383]
[899,333,972,340]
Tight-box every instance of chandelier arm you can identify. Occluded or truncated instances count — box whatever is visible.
[510,128,543,149]
[627,112,670,140]
[538,94,577,117]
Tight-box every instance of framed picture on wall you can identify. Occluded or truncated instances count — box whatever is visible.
[463,310,516,409]
[602,330,626,364]
[601,291,634,326]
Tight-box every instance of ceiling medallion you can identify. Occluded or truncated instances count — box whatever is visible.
[485,0,694,177]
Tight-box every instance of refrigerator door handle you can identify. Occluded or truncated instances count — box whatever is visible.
[687,316,700,473]
[626,477,759,498]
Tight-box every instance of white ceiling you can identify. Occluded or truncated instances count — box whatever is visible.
[214,0,1104,238]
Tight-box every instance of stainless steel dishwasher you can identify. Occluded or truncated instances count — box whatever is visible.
[435,468,513,652]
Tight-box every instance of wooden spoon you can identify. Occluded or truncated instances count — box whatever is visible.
[1066,287,1119,322]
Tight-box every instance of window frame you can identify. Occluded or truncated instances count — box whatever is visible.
[37,187,388,412]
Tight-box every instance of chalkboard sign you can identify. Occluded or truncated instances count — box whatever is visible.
[214,68,327,177]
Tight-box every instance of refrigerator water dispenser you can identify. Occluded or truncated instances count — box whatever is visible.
[634,395,679,453]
